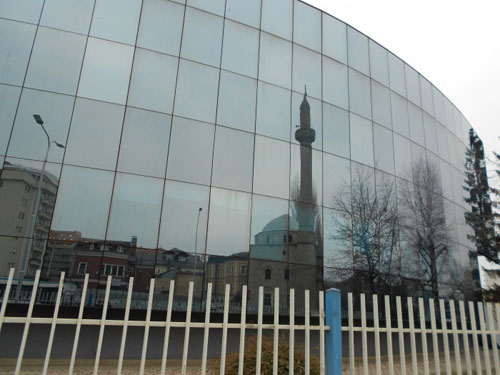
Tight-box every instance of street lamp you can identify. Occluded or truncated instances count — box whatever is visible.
[15,114,65,300]
[192,207,203,283]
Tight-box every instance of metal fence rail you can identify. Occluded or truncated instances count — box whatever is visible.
[1,267,500,374]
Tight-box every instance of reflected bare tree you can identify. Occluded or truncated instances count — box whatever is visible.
[399,158,449,300]
[329,166,399,295]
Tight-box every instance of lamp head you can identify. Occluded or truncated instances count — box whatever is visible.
[33,114,44,125]
[53,141,65,149]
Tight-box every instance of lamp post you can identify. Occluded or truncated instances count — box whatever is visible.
[14,114,65,301]
[191,208,203,285]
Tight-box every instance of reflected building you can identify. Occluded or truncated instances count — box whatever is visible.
[0,0,484,310]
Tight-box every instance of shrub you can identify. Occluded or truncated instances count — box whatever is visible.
[223,335,320,375]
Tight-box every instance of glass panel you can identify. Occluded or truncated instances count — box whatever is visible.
[127,48,178,114]
[388,53,406,97]
[158,180,209,253]
[348,69,371,120]
[408,102,425,146]
[291,92,322,150]
[259,32,292,89]
[7,89,73,163]
[221,20,259,78]
[181,7,223,67]
[25,27,86,95]
[393,134,412,179]
[137,0,184,56]
[419,76,434,116]
[256,81,290,142]
[439,159,453,200]
[212,127,254,192]
[226,0,261,28]
[391,92,409,137]
[323,103,349,159]
[250,194,289,247]
[410,142,426,170]
[174,59,220,123]
[293,1,321,52]
[253,135,290,199]
[0,84,21,156]
[206,187,251,256]
[217,70,257,132]
[322,56,348,109]
[78,37,134,105]
[371,80,391,129]
[349,113,373,167]
[187,0,225,16]
[51,165,113,239]
[89,0,141,45]
[166,117,215,185]
[347,27,369,75]
[444,99,456,134]
[423,113,438,155]
[323,153,351,209]
[117,108,171,178]
[40,0,94,34]
[436,123,450,161]
[405,65,421,106]
[432,87,446,125]
[0,19,36,86]
[292,45,321,99]
[373,123,395,174]
[107,173,163,249]
[0,0,43,24]
[65,98,124,170]
[369,40,389,86]
[322,14,347,64]
[290,144,322,206]
[261,0,293,40]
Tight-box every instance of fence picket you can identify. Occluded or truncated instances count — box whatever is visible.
[418,298,430,375]
[219,284,230,375]
[360,294,368,375]
[407,297,418,375]
[93,276,112,375]
[273,287,279,375]
[42,271,65,375]
[0,268,14,333]
[486,303,499,374]
[459,300,473,375]
[237,285,247,375]
[478,302,492,375]
[449,300,462,375]
[305,289,310,375]
[348,293,355,375]
[160,280,175,375]
[373,295,382,375]
[439,299,451,375]
[385,295,394,375]
[201,283,213,375]
[469,301,482,373]
[256,286,263,375]
[117,277,134,375]
[319,290,325,375]
[181,281,194,375]
[396,296,406,374]
[69,273,89,375]
[289,289,295,375]
[139,278,155,375]
[428,299,441,374]
[14,270,41,375]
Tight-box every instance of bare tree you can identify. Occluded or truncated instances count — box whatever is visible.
[328,166,400,295]
[398,158,449,300]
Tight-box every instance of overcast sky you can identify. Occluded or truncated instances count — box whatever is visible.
[306,0,500,179]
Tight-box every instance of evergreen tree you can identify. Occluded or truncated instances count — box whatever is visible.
[463,129,498,262]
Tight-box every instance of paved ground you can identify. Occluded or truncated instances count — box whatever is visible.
[1,350,499,374]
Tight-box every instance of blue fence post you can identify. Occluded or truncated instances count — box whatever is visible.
[325,288,342,375]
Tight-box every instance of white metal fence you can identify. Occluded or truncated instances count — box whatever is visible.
[1,267,500,374]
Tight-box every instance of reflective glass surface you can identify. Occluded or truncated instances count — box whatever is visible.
[393,133,412,179]
[187,0,225,16]
[405,65,421,106]
[78,38,134,105]
[373,123,395,174]
[217,70,257,132]
[291,92,322,150]
[117,108,171,178]
[0,84,21,156]
[127,48,178,114]
[369,40,389,86]
[349,113,373,167]
[293,45,321,99]
[322,57,348,110]
[290,144,322,205]
[408,102,425,146]
[0,19,36,86]
[261,0,293,40]
[40,0,94,34]
[256,81,291,142]
[137,0,184,56]
[322,14,347,64]
[347,27,369,75]
[423,113,439,155]
[388,53,406,97]
[432,87,446,125]
[25,27,86,95]
[293,1,321,52]
[323,103,350,159]
[174,59,219,123]
[181,7,223,67]
[226,0,261,28]
[90,0,141,45]
[391,92,409,138]
[166,117,215,185]
[371,80,391,129]
[212,126,254,192]
[259,32,292,89]
[348,69,371,120]
[221,20,259,78]
[323,154,350,208]
[0,0,43,24]
[419,76,435,116]
[64,98,125,170]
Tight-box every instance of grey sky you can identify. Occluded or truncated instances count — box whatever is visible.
[306,0,500,176]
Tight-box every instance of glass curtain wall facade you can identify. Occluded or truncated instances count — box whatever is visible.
[0,0,480,311]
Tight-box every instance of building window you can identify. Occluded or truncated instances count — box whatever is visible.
[264,293,272,306]
[241,264,246,274]
[284,269,289,279]
[16,225,23,233]
[117,245,124,253]
[101,264,124,276]
[89,243,95,250]
[265,269,271,280]
[77,262,87,275]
